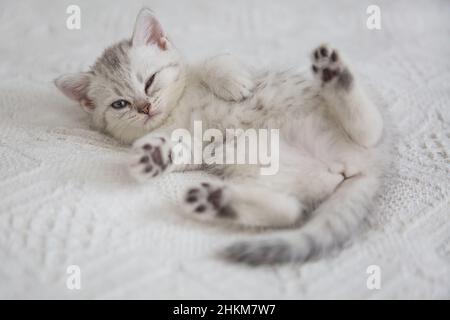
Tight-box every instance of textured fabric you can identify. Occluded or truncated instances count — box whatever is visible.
[0,0,449,299]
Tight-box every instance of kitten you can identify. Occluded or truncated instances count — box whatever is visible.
[55,8,389,266]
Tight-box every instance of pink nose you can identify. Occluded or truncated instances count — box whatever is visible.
[136,102,151,114]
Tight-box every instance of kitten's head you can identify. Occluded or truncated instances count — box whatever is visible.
[55,8,186,143]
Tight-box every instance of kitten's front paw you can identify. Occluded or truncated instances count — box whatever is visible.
[128,135,173,181]
[204,55,255,102]
[217,69,255,102]
[182,182,236,221]
[311,44,353,90]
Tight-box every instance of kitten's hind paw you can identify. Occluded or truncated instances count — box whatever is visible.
[182,182,237,222]
[128,135,173,181]
[311,44,353,90]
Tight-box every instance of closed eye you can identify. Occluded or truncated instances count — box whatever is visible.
[145,73,156,94]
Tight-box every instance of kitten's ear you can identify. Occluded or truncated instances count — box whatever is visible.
[54,72,94,112]
[132,8,168,50]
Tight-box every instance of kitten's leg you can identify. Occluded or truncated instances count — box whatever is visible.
[199,54,255,102]
[223,172,380,265]
[128,133,200,181]
[182,180,306,227]
[311,44,383,148]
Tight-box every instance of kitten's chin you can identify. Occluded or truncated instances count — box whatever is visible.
[143,111,163,127]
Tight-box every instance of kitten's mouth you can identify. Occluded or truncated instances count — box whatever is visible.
[144,111,161,124]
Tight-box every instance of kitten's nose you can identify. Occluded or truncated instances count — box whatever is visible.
[136,101,151,114]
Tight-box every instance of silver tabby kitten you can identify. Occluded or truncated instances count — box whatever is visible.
[55,8,390,266]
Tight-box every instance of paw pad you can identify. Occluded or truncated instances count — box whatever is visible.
[129,135,173,181]
[311,44,348,86]
[183,183,236,219]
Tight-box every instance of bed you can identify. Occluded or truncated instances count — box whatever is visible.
[0,0,449,299]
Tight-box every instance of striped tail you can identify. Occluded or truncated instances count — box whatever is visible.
[222,173,380,265]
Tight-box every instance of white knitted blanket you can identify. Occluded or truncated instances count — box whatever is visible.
[0,0,449,299]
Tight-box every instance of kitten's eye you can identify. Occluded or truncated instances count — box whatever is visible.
[110,99,130,109]
[145,73,156,94]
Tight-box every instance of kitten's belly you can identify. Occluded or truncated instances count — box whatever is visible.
[201,70,347,156]
[200,70,321,129]
[198,72,368,203]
